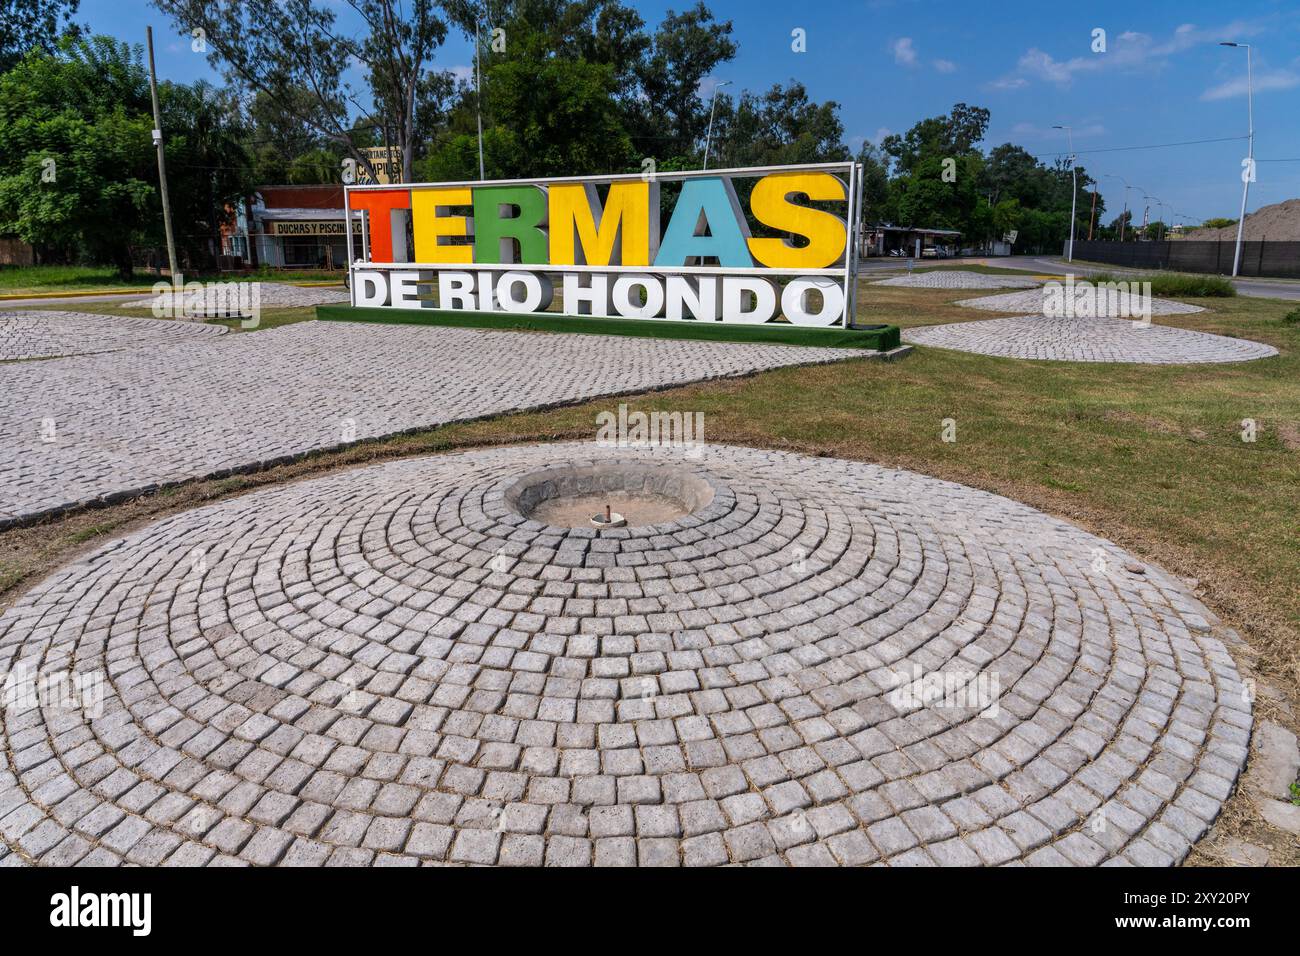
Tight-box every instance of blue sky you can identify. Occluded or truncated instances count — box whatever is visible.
[86,0,1300,223]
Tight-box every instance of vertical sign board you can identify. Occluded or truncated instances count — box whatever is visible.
[345,162,862,328]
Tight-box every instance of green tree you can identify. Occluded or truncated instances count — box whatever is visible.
[161,80,252,268]
[634,3,736,161]
[0,0,81,69]
[0,36,154,277]
[0,35,254,277]
[856,142,890,221]
[154,0,447,182]
[710,81,849,169]
[421,53,635,179]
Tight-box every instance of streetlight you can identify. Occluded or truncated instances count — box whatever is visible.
[1053,124,1077,261]
[1103,174,1132,241]
[1140,192,1164,240]
[1220,42,1254,277]
[703,79,732,170]
[474,3,495,180]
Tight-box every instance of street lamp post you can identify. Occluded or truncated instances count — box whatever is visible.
[1053,124,1077,261]
[703,80,732,170]
[1141,192,1163,240]
[1220,42,1254,277]
[475,15,485,180]
[1104,174,1132,241]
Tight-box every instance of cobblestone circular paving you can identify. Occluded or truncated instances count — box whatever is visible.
[956,288,1205,316]
[0,442,1250,867]
[873,270,1042,290]
[0,311,227,361]
[902,316,1279,364]
[0,321,860,527]
[123,281,348,313]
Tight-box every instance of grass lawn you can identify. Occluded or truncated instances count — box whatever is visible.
[0,263,344,295]
[24,299,322,333]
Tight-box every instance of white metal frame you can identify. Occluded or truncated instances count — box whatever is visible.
[344,161,862,326]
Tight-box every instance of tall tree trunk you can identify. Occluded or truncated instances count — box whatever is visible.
[114,246,134,282]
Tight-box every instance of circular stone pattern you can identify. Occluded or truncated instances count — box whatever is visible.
[956,288,1204,316]
[0,311,227,361]
[506,462,718,529]
[873,270,1042,290]
[0,443,1250,867]
[903,315,1279,364]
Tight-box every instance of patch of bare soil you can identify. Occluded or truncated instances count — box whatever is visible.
[1179,198,1300,242]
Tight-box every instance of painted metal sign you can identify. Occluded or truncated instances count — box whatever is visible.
[345,162,864,327]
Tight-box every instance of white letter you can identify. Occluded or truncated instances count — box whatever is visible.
[134,894,152,938]
[496,271,553,313]
[437,271,476,310]
[354,270,388,307]
[720,277,778,324]
[562,273,613,316]
[612,274,665,318]
[664,275,718,321]
[389,271,423,309]
[50,893,70,928]
[781,278,845,326]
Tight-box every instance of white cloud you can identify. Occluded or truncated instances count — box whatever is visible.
[892,37,917,67]
[933,59,957,73]
[988,19,1270,91]
[987,75,1027,91]
[450,64,474,84]
[873,127,893,144]
[1202,67,1300,100]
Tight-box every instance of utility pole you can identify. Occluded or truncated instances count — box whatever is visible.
[1104,174,1131,242]
[1053,125,1077,261]
[146,26,179,281]
[1220,42,1253,277]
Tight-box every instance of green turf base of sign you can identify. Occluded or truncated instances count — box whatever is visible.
[315,305,901,351]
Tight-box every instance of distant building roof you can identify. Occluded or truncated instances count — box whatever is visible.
[256,207,361,221]
[256,185,346,210]
[869,224,962,237]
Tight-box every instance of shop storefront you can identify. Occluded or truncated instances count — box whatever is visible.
[222,185,363,270]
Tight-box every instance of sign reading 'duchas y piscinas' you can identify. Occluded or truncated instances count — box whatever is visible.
[345,162,864,327]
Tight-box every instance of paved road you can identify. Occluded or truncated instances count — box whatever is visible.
[858,255,1300,301]
[0,441,1249,866]
[0,291,142,309]
[1010,256,1300,302]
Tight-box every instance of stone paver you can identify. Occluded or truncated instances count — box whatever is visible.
[0,320,862,526]
[0,442,1250,865]
[122,281,348,313]
[955,288,1205,317]
[0,310,226,361]
[902,315,1278,364]
[873,270,1042,290]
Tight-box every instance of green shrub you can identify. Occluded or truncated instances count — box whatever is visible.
[1078,272,1236,297]
[1283,307,1300,326]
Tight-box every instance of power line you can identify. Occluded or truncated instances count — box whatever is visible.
[1026,134,1248,161]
